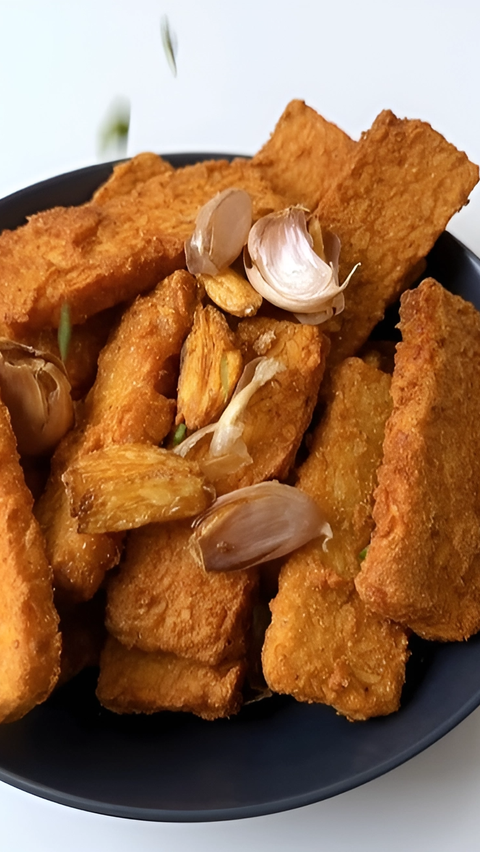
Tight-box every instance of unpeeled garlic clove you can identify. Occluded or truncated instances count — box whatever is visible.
[0,339,74,455]
[244,207,356,324]
[185,188,253,275]
[191,480,332,571]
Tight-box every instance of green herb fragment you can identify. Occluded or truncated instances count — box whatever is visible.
[58,303,72,363]
[358,546,369,562]
[220,354,230,403]
[172,423,187,446]
[98,98,131,155]
[161,15,177,77]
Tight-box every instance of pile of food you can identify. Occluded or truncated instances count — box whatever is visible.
[0,100,479,725]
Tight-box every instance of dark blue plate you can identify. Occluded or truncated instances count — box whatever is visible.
[0,158,479,822]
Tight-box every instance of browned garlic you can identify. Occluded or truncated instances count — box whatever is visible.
[0,339,74,455]
[244,207,358,324]
[173,356,285,479]
[185,188,253,275]
[191,480,332,571]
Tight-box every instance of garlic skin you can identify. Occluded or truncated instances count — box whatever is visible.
[0,340,74,455]
[191,480,333,572]
[244,207,355,324]
[185,188,253,276]
[173,357,285,479]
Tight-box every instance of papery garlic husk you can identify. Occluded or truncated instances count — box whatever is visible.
[185,188,253,276]
[0,339,74,455]
[191,481,333,572]
[244,207,356,324]
[173,357,285,479]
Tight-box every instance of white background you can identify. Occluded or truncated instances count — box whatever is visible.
[1,1,480,850]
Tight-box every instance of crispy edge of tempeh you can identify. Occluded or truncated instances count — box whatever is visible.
[355,279,480,640]
[316,109,479,368]
[0,396,61,722]
[251,99,356,211]
[105,519,259,667]
[92,152,175,205]
[262,358,409,720]
[36,270,199,602]
[96,635,246,720]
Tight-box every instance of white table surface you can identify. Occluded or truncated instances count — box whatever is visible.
[1,2,480,850]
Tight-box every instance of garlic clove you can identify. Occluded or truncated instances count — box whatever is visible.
[244,207,355,323]
[0,339,74,455]
[191,480,332,572]
[185,188,253,276]
[173,356,285,479]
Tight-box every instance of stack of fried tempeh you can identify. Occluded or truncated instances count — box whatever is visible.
[0,99,478,724]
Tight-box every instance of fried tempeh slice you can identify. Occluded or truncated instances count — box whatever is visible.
[106,520,258,666]
[63,444,215,533]
[0,158,286,332]
[355,279,480,641]
[176,304,243,430]
[262,358,409,721]
[35,270,198,601]
[92,152,174,205]
[0,396,61,722]
[96,635,246,720]
[251,99,356,211]
[186,317,329,495]
[57,592,106,686]
[316,110,479,367]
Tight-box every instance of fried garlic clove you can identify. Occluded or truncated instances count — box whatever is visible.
[192,481,332,572]
[185,188,253,275]
[244,207,358,324]
[198,267,263,318]
[63,444,215,533]
[0,339,74,456]
[176,305,243,431]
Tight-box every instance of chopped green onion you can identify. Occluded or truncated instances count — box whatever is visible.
[160,15,177,77]
[98,98,131,155]
[358,546,369,562]
[172,423,187,446]
[58,303,72,364]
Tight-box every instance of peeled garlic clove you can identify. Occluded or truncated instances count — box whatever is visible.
[185,188,253,276]
[0,339,74,455]
[244,207,352,322]
[192,480,332,572]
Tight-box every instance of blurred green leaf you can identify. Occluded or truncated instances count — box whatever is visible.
[161,15,177,77]
[98,98,131,156]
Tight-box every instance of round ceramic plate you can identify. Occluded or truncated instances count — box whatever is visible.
[0,157,480,822]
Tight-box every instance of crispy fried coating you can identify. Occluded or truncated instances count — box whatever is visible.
[176,304,243,430]
[96,635,246,720]
[106,520,258,666]
[0,396,61,722]
[0,204,184,331]
[355,279,480,641]
[186,317,328,495]
[35,270,198,601]
[0,157,285,332]
[57,593,106,686]
[252,99,355,211]
[81,269,198,451]
[92,152,174,205]
[262,358,409,721]
[316,110,479,367]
